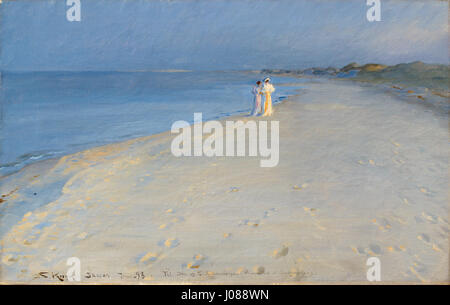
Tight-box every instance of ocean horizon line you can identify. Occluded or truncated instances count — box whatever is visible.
[0,69,265,74]
[1,60,448,75]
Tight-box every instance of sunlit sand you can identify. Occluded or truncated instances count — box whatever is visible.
[0,78,448,283]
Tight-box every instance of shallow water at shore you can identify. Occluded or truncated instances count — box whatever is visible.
[0,71,303,176]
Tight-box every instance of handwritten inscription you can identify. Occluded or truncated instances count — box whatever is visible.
[33,268,311,282]
[33,271,146,282]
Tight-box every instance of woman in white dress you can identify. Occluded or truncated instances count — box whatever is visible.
[261,77,275,116]
[250,81,262,116]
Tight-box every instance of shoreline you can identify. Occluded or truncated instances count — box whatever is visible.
[3,70,446,180]
[0,86,302,234]
[0,72,304,178]
[0,89,301,181]
[0,77,448,284]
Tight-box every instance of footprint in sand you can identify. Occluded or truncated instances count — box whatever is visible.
[139,252,159,263]
[296,254,311,263]
[159,238,180,248]
[437,217,448,225]
[263,208,278,218]
[397,245,407,252]
[417,233,443,252]
[185,254,207,269]
[388,214,407,225]
[411,261,427,273]
[293,184,308,190]
[23,239,34,246]
[229,187,240,193]
[171,216,185,223]
[158,223,172,230]
[371,218,392,231]
[77,232,89,239]
[417,233,431,244]
[392,157,405,165]
[236,267,248,275]
[1,254,18,266]
[387,245,407,253]
[289,267,308,280]
[431,244,442,252]
[401,197,413,205]
[159,214,184,230]
[386,246,395,252]
[223,233,232,239]
[409,266,428,283]
[303,207,318,216]
[272,245,289,259]
[419,187,432,196]
[351,247,365,255]
[421,212,438,224]
[394,245,406,252]
[368,244,383,255]
[352,244,383,256]
[240,219,260,227]
[253,266,265,275]
[357,159,374,166]
[391,140,401,148]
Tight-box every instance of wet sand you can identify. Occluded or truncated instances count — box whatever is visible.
[0,78,448,284]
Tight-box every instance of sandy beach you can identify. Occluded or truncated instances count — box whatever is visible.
[0,78,448,284]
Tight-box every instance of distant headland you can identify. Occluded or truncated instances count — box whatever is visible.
[261,61,449,95]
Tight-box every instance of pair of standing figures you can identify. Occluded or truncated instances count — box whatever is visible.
[251,77,275,116]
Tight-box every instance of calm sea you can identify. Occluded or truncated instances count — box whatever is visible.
[0,71,303,175]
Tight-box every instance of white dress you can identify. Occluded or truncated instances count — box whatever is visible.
[262,83,275,116]
[250,85,262,116]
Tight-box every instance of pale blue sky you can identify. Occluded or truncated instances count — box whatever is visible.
[0,0,447,71]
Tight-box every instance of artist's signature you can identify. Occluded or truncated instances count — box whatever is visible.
[33,271,146,282]
[32,269,311,282]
